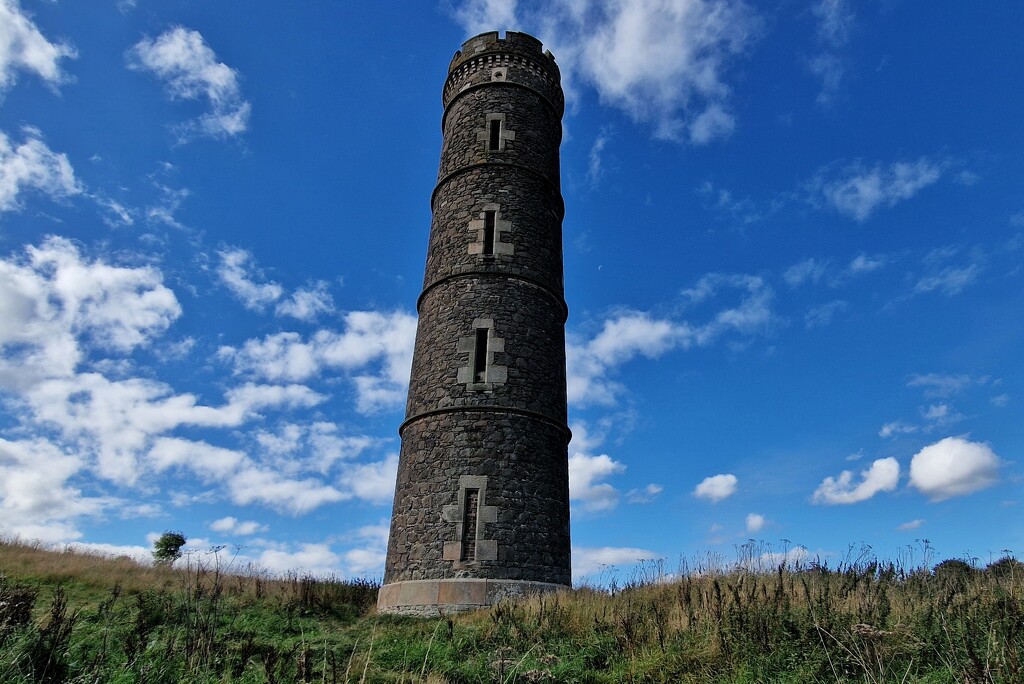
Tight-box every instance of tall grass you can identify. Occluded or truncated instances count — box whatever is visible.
[1,536,1021,682]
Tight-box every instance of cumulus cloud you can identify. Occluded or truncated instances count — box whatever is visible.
[0,127,81,212]
[452,0,762,144]
[812,457,899,504]
[809,157,944,221]
[344,523,390,576]
[745,513,766,533]
[275,281,335,321]
[338,454,399,504]
[569,452,625,512]
[219,310,417,414]
[0,437,109,543]
[572,545,661,578]
[127,27,250,141]
[0,236,180,389]
[909,436,1000,501]
[255,543,341,577]
[0,0,76,95]
[209,516,266,536]
[694,473,737,502]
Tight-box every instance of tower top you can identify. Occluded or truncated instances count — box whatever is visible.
[449,31,559,78]
[443,31,563,115]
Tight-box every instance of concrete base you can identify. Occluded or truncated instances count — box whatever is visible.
[377,578,568,616]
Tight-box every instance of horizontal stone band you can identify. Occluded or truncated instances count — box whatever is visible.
[377,578,569,616]
[399,404,572,440]
[417,270,569,321]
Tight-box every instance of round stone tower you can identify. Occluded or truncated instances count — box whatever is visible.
[377,31,571,615]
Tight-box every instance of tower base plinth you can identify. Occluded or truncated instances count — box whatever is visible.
[377,578,568,616]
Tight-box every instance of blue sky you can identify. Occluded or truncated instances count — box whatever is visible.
[0,0,1020,580]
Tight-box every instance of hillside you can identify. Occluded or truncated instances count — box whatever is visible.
[1,538,1021,682]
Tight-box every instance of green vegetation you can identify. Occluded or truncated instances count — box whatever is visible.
[152,531,188,567]
[1,538,1021,682]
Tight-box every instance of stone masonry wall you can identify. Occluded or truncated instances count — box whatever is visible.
[382,31,570,599]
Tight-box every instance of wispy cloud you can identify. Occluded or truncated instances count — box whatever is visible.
[808,157,945,221]
[127,27,251,142]
[806,0,855,105]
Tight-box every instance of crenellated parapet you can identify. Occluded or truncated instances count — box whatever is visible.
[443,31,563,116]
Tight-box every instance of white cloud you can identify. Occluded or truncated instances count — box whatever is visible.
[228,465,346,514]
[907,373,977,398]
[626,483,663,504]
[567,275,774,406]
[897,519,924,531]
[209,516,266,536]
[784,257,828,287]
[845,253,887,275]
[220,310,417,414]
[0,128,81,212]
[694,473,737,502]
[913,264,981,297]
[745,512,766,533]
[0,0,76,95]
[812,0,854,47]
[909,436,1000,501]
[810,157,944,221]
[256,543,341,577]
[569,452,625,512]
[275,281,335,321]
[689,103,735,145]
[572,545,661,578]
[804,300,846,328]
[339,454,399,504]
[217,248,283,311]
[343,523,390,575]
[127,27,251,141]
[0,437,109,543]
[587,129,609,185]
[0,236,180,391]
[452,0,761,144]
[812,457,899,504]
[879,420,917,439]
[806,0,854,105]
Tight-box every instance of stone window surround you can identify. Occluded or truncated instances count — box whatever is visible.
[456,317,508,390]
[468,204,513,257]
[442,474,498,563]
[477,111,515,152]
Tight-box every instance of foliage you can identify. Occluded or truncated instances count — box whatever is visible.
[151,531,187,566]
[1,537,1022,682]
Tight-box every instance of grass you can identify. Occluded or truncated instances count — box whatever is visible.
[1,537,1021,682]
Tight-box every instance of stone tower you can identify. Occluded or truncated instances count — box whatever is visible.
[377,31,570,615]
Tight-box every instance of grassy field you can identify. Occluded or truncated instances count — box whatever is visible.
[0,538,1021,683]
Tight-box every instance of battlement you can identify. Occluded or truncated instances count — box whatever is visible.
[448,31,557,76]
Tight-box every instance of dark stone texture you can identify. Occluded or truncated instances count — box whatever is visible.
[382,31,571,600]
